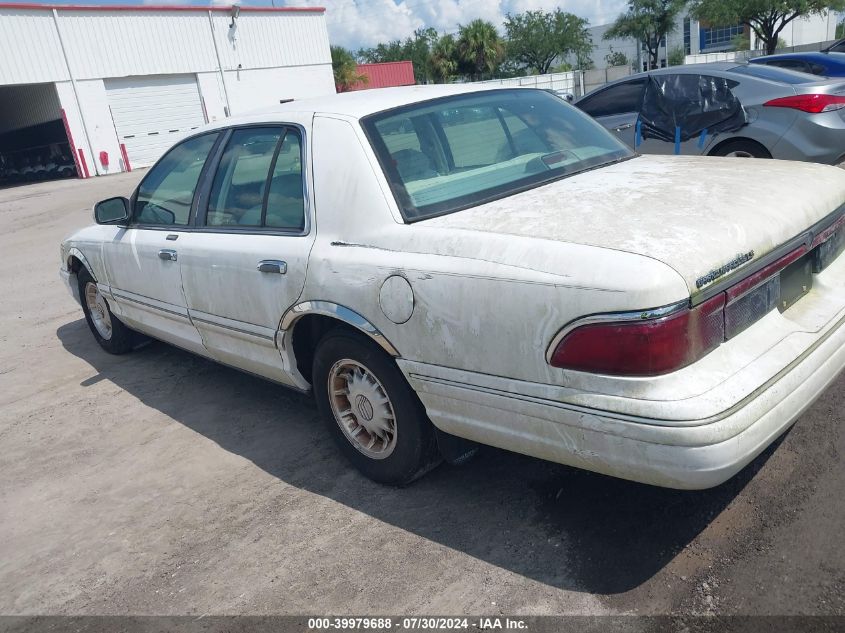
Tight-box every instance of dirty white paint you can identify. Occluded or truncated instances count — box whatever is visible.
[60,85,845,489]
[379,275,415,324]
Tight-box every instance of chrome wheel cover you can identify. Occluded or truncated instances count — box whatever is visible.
[327,358,397,459]
[84,281,112,340]
[725,150,755,158]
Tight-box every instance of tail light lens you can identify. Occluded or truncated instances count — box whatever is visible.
[550,244,815,376]
[549,295,725,376]
[763,94,845,113]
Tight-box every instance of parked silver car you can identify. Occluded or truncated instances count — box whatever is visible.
[574,62,845,165]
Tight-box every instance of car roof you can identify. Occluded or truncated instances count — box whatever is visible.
[646,62,741,74]
[750,51,845,63]
[210,83,503,127]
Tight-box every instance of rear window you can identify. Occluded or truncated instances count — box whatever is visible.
[731,64,819,84]
[362,89,633,221]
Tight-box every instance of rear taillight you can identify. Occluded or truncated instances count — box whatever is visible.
[550,245,812,376]
[763,94,845,113]
[548,295,725,376]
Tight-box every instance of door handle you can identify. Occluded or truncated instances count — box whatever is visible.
[614,123,634,131]
[158,249,178,262]
[257,259,287,274]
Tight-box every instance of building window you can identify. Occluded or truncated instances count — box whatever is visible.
[700,23,744,50]
[683,18,691,55]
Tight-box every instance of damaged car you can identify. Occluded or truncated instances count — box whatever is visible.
[575,62,845,165]
[60,86,845,489]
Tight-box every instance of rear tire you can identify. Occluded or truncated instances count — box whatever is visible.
[710,139,771,159]
[78,268,135,354]
[313,328,441,485]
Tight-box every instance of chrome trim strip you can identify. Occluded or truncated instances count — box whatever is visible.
[544,299,689,365]
[280,300,400,357]
[691,202,845,306]
[110,290,189,320]
[191,315,276,342]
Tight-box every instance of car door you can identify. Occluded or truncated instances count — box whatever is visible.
[102,132,220,356]
[178,124,314,386]
[576,78,646,149]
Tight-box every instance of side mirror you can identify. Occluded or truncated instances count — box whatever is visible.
[94,197,130,224]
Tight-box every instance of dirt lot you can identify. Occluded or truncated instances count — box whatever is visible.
[1,173,843,619]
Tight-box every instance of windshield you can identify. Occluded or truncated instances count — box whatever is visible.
[361,89,634,221]
[730,64,820,84]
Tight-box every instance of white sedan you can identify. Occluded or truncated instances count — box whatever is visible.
[60,85,845,489]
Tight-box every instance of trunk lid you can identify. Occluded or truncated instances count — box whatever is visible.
[421,155,845,296]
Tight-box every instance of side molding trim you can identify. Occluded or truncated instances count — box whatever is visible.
[280,301,400,357]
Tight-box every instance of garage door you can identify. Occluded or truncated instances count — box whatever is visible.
[106,75,206,168]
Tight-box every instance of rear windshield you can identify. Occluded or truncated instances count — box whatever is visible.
[361,89,634,221]
[730,64,820,84]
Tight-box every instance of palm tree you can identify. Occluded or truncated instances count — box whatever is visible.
[430,34,458,83]
[457,19,504,81]
[331,46,368,92]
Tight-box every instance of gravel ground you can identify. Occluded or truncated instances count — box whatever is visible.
[0,173,843,620]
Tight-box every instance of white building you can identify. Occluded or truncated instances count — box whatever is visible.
[588,9,839,71]
[0,3,334,182]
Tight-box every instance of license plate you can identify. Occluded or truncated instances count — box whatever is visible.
[779,253,813,312]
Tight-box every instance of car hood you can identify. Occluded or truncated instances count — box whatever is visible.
[421,155,845,295]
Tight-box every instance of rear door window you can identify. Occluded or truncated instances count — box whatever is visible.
[204,126,305,231]
[577,79,647,117]
[206,127,282,227]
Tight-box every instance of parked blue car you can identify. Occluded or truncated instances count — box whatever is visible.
[749,51,845,77]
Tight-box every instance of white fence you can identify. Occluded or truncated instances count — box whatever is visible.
[475,71,583,95]
[469,65,633,97]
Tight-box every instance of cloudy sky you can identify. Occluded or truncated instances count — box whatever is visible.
[43,0,626,50]
[302,0,627,50]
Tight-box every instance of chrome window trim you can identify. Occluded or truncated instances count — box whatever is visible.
[544,300,689,365]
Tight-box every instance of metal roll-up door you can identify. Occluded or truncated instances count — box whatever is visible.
[106,75,206,168]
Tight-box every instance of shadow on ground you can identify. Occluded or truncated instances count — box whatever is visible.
[57,319,780,596]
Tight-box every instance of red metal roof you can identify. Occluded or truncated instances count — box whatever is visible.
[348,61,415,91]
[0,3,324,12]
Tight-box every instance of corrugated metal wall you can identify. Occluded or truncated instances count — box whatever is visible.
[0,7,331,87]
[352,62,415,90]
[213,12,331,70]
[57,11,218,80]
[0,9,69,85]
[0,84,61,134]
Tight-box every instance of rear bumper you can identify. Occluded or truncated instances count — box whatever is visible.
[771,112,845,165]
[400,308,845,489]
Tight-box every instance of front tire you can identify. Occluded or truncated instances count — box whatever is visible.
[78,268,134,354]
[313,329,441,485]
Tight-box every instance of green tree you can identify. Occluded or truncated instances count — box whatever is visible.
[457,19,505,80]
[604,0,686,69]
[605,47,631,66]
[503,9,593,75]
[837,18,845,38]
[731,31,752,50]
[668,46,686,64]
[692,0,845,55]
[357,28,438,83]
[331,46,367,92]
[430,34,459,83]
